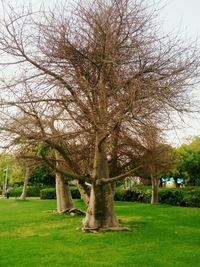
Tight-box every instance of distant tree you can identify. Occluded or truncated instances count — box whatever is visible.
[15,143,45,201]
[0,154,23,188]
[29,165,55,186]
[176,137,200,185]
[136,125,176,204]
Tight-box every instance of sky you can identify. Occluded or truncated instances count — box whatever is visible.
[155,0,200,145]
[1,0,200,146]
[160,0,200,37]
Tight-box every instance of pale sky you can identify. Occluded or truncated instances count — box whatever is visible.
[1,0,200,146]
[160,0,200,37]
[156,0,200,145]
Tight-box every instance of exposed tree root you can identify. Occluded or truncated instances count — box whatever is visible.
[45,208,85,215]
[82,226,131,233]
[60,208,86,215]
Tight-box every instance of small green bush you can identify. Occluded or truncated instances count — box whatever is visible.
[115,187,125,201]
[28,186,41,197]
[9,186,41,197]
[40,186,81,199]
[183,190,200,207]
[40,188,56,199]
[70,186,81,199]
[159,189,185,206]
[9,187,22,197]
[114,186,151,203]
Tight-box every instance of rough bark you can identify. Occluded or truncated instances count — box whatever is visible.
[83,133,119,230]
[56,172,73,213]
[54,149,74,213]
[151,174,159,204]
[77,180,90,206]
[19,167,29,200]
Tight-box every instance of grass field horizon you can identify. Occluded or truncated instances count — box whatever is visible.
[0,199,200,267]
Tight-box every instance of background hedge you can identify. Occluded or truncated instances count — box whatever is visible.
[9,186,41,197]
[40,186,80,200]
[115,186,200,207]
[40,188,56,199]
[115,186,151,203]
[7,184,200,207]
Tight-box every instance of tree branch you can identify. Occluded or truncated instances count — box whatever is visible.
[98,133,109,151]
[96,165,142,185]
[40,151,90,182]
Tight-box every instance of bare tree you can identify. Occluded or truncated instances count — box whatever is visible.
[0,92,93,210]
[0,104,89,211]
[136,125,175,204]
[0,0,199,230]
[19,166,30,201]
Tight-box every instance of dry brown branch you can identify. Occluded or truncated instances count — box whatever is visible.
[96,165,142,185]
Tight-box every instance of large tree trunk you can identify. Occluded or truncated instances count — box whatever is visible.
[55,150,74,213]
[109,123,120,178]
[83,133,119,231]
[77,180,90,206]
[151,174,159,204]
[19,167,30,200]
[56,172,73,213]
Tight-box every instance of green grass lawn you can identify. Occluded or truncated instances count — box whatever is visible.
[0,199,200,267]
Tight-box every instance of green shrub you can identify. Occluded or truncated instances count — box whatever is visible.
[115,187,125,201]
[27,186,41,197]
[9,187,22,197]
[70,186,81,199]
[142,189,151,203]
[183,190,200,207]
[9,186,41,197]
[40,186,81,200]
[114,186,151,203]
[40,188,56,199]
[159,189,185,206]
[115,186,200,207]
[158,188,200,207]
